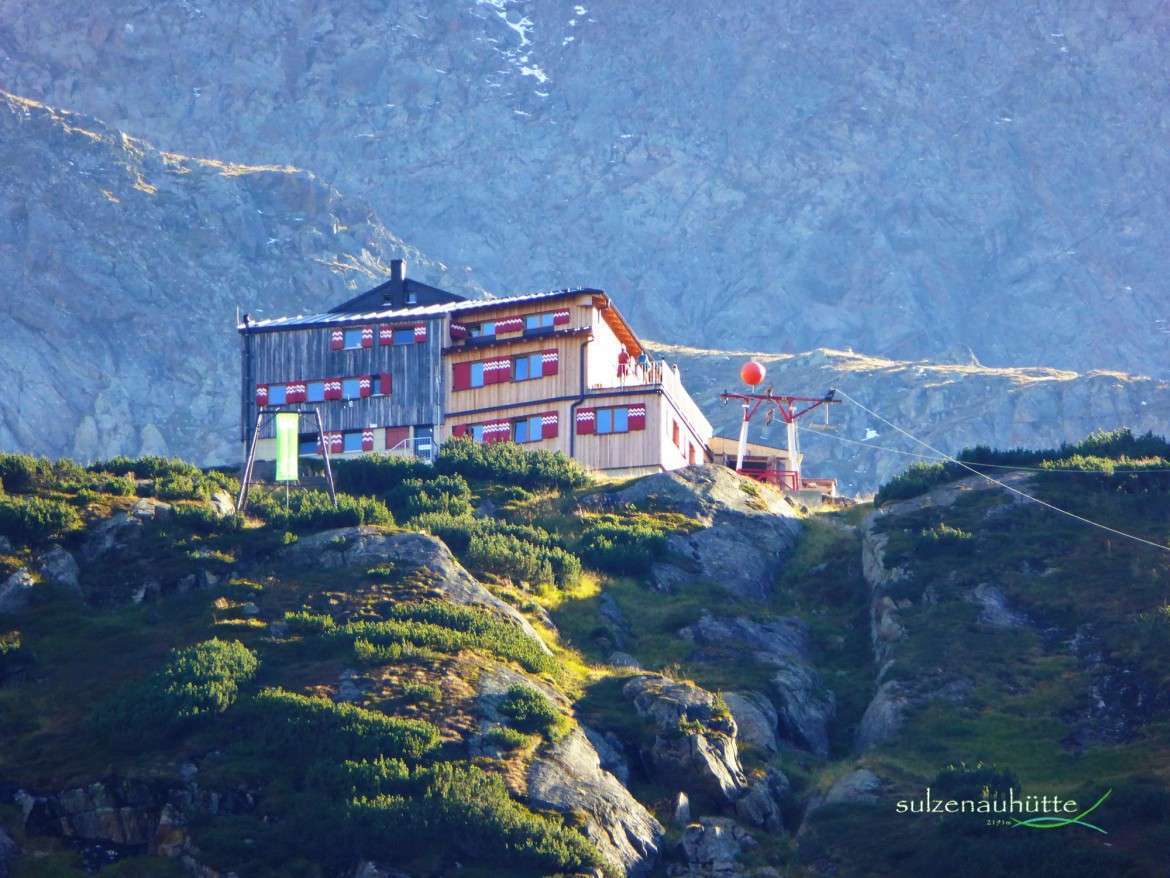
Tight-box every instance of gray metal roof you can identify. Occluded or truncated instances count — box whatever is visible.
[238,287,598,332]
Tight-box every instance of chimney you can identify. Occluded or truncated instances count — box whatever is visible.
[384,259,406,305]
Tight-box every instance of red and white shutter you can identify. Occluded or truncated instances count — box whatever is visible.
[485,421,511,444]
[324,378,339,400]
[379,325,393,346]
[452,362,471,391]
[488,358,512,384]
[451,424,469,438]
[361,326,374,348]
[330,329,344,351]
[330,432,344,454]
[379,373,392,396]
[256,385,269,406]
[552,309,570,326]
[359,375,372,398]
[450,321,469,340]
[496,316,523,334]
[542,350,559,377]
[542,412,559,439]
[361,428,375,452]
[414,323,427,343]
[285,383,300,403]
[576,408,595,434]
[628,404,646,430]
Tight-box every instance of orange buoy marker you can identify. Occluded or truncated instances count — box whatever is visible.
[740,360,766,387]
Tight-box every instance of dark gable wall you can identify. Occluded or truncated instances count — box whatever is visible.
[240,319,444,442]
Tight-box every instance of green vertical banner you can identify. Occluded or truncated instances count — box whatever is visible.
[274,412,299,482]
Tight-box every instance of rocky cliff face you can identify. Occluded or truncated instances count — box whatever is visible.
[2,0,1168,375]
[0,91,479,465]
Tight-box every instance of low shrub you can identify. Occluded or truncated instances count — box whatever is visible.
[333,455,433,495]
[435,437,590,491]
[337,600,555,675]
[248,488,393,532]
[578,518,667,575]
[283,610,336,635]
[498,684,566,739]
[247,688,440,762]
[89,455,203,480]
[348,761,605,875]
[400,681,441,703]
[483,724,533,750]
[172,505,243,534]
[0,453,52,493]
[0,495,84,544]
[388,474,473,519]
[94,639,259,744]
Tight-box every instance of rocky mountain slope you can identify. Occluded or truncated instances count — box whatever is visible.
[3,0,1168,374]
[2,440,1168,877]
[656,343,1170,495]
[0,91,481,466]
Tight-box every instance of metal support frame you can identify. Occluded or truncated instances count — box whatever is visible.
[719,389,840,489]
[237,406,338,514]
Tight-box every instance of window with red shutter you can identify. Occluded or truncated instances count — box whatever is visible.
[330,330,344,351]
[542,350,559,377]
[552,309,570,326]
[379,373,392,396]
[361,429,375,452]
[628,404,646,431]
[379,325,393,346]
[542,412,559,439]
[255,385,268,406]
[359,376,372,398]
[361,326,374,348]
[452,362,471,391]
[576,409,595,434]
[413,324,427,343]
[452,424,468,438]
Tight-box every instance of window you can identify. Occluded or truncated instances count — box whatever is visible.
[525,312,556,332]
[470,424,486,443]
[342,378,362,399]
[470,362,485,388]
[596,407,629,435]
[406,292,418,304]
[343,431,363,453]
[343,328,364,349]
[689,443,697,465]
[307,381,326,402]
[393,327,415,345]
[672,420,680,447]
[299,437,318,456]
[513,415,544,443]
[268,384,287,405]
[469,321,495,338]
[512,352,544,381]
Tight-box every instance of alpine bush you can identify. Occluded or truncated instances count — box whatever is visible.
[435,437,589,491]
[333,455,433,495]
[248,488,393,532]
[0,495,84,544]
[498,684,566,739]
[387,474,473,519]
[578,518,667,575]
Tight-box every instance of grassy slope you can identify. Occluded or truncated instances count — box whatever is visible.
[3,449,1170,877]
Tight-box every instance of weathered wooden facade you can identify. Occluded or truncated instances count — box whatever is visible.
[238,262,713,476]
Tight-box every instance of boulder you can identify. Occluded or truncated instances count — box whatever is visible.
[585,465,801,600]
[0,826,16,878]
[721,692,779,754]
[680,613,835,757]
[82,512,143,560]
[25,780,160,846]
[527,726,664,876]
[674,817,755,878]
[584,725,631,786]
[132,498,172,521]
[735,776,783,832]
[623,675,748,804]
[0,569,35,614]
[855,680,911,752]
[968,583,1030,629]
[282,528,549,652]
[807,768,882,814]
[209,490,236,518]
[38,545,81,598]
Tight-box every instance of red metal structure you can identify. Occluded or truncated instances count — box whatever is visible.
[719,386,839,490]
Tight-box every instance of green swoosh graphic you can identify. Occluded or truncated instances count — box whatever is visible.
[1010,789,1111,833]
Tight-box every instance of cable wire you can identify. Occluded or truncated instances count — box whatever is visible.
[831,387,1170,553]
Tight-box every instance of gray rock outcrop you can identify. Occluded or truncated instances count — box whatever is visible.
[527,726,664,876]
[623,675,748,805]
[283,528,549,651]
[586,466,800,600]
[681,613,835,757]
[37,545,81,599]
[0,568,35,613]
[0,826,16,878]
[675,817,756,878]
[721,692,779,754]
